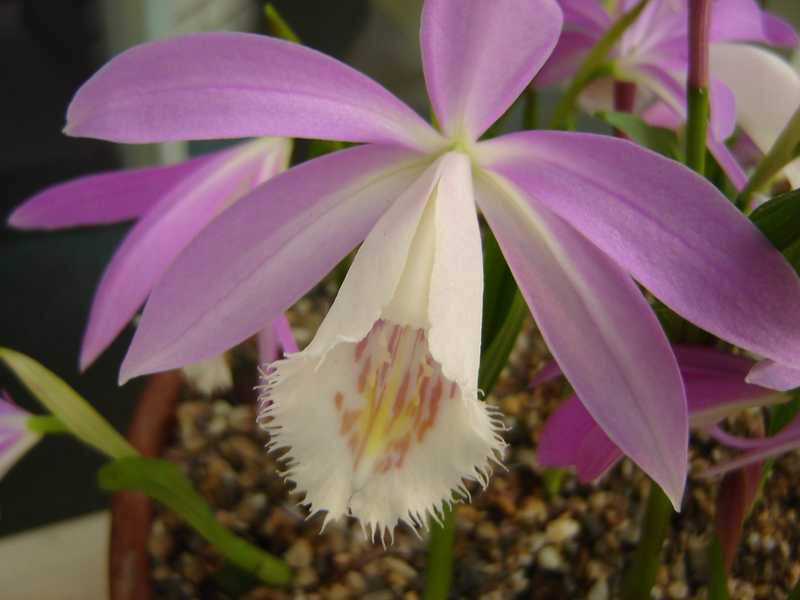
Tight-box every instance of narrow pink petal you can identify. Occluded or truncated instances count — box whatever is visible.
[257,315,298,365]
[642,101,682,130]
[66,32,442,152]
[475,169,687,507]
[478,132,800,371]
[420,0,562,140]
[709,79,737,141]
[532,346,771,426]
[8,154,214,230]
[706,426,771,451]
[538,346,773,482]
[534,31,595,87]
[120,145,428,382]
[273,315,298,354]
[672,346,752,376]
[704,416,800,477]
[746,359,800,392]
[80,139,291,369]
[538,394,624,482]
[710,0,798,47]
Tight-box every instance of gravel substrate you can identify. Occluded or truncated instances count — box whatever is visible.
[148,309,800,599]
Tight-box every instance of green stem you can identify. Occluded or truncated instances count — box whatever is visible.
[423,238,528,599]
[621,484,673,600]
[209,523,292,585]
[548,0,648,130]
[26,414,69,435]
[740,105,800,212]
[422,507,457,600]
[685,86,709,174]
[685,0,711,175]
[707,536,731,600]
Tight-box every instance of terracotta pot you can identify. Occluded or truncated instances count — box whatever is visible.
[109,371,183,600]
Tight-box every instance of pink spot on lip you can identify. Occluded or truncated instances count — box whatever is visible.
[341,409,360,434]
[354,337,369,362]
[417,379,442,442]
[392,372,410,418]
[358,357,371,394]
[388,325,401,356]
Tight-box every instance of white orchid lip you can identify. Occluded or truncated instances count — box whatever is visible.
[335,321,456,485]
[257,153,505,542]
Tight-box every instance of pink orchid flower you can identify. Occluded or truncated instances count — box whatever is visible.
[0,392,42,480]
[60,0,800,533]
[10,138,293,370]
[535,346,792,483]
[539,0,798,190]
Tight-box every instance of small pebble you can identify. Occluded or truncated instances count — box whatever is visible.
[295,566,319,588]
[587,578,609,600]
[546,516,581,544]
[537,545,566,571]
[286,539,314,568]
[667,581,688,599]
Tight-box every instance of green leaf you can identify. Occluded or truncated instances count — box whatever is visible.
[99,457,291,587]
[783,239,800,275]
[481,229,518,352]
[479,291,527,393]
[750,189,800,251]
[263,3,300,43]
[768,395,800,435]
[707,538,730,600]
[597,111,681,159]
[0,347,136,459]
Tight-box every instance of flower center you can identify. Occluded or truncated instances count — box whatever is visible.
[332,319,457,489]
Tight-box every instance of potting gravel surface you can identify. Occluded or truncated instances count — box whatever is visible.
[148,296,800,599]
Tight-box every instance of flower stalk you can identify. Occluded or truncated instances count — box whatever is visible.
[620,484,673,600]
[424,232,526,600]
[685,0,712,174]
[422,506,457,600]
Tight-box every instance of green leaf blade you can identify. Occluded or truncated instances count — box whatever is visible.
[99,456,292,587]
[0,347,136,459]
